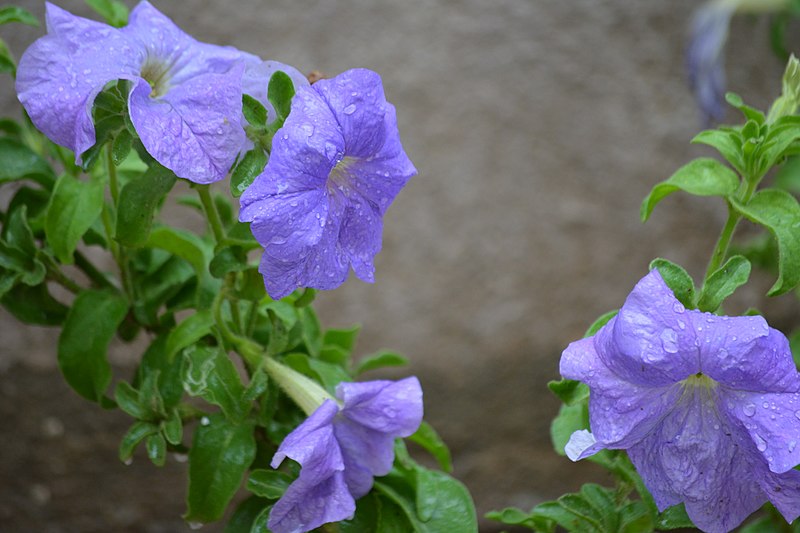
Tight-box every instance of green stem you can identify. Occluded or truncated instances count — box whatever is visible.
[245,300,259,337]
[44,260,83,294]
[74,250,116,290]
[702,178,758,283]
[195,184,226,244]
[106,145,119,205]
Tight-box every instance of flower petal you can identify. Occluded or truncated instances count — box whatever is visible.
[267,470,355,533]
[561,335,683,448]
[337,192,383,282]
[755,463,800,525]
[314,69,389,158]
[686,2,733,125]
[564,429,605,461]
[336,377,423,437]
[271,399,342,475]
[722,388,800,474]
[15,3,140,162]
[626,386,765,533]
[123,1,244,82]
[333,416,395,498]
[601,270,699,386]
[345,105,416,216]
[697,316,800,393]
[128,62,246,183]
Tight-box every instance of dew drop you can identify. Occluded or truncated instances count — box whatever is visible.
[343,103,356,115]
[755,434,768,452]
[660,328,679,354]
[123,458,133,466]
[188,522,204,530]
[794,410,800,420]
[200,416,210,426]
[763,402,770,409]
[790,440,797,453]
[677,320,686,330]
[672,302,685,313]
[744,404,756,417]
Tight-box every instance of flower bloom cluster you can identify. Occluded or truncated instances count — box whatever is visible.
[16,1,306,184]
[239,68,417,299]
[561,270,800,533]
[269,377,423,533]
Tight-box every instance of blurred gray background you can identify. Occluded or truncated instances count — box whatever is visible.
[2,0,799,531]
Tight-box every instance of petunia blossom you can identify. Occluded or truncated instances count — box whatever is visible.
[686,1,735,125]
[269,377,423,533]
[561,270,800,533]
[239,68,417,299]
[16,1,248,183]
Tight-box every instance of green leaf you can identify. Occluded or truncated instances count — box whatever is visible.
[649,258,696,308]
[776,155,800,194]
[732,189,800,295]
[185,414,256,523]
[697,255,751,312]
[486,506,554,531]
[725,92,766,124]
[284,352,350,394]
[242,94,268,127]
[246,469,292,500]
[640,158,740,222]
[84,0,128,27]
[548,379,590,406]
[375,467,478,533]
[4,205,36,257]
[268,71,296,124]
[58,290,128,403]
[146,433,167,466]
[356,350,409,374]
[45,173,105,264]
[162,408,183,445]
[182,345,248,421]
[137,334,185,409]
[209,245,248,278]
[324,325,361,352]
[119,421,159,463]
[655,503,695,530]
[224,496,271,533]
[0,37,16,75]
[1,282,68,325]
[111,128,133,166]
[114,380,150,420]
[414,468,478,527]
[550,402,588,457]
[407,421,453,472]
[230,149,268,198]
[0,6,39,26]
[116,163,177,247]
[692,129,745,174]
[165,309,214,361]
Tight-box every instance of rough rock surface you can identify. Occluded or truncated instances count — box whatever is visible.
[1,0,798,531]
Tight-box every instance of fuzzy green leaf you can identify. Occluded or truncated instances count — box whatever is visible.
[697,255,751,312]
[45,173,105,263]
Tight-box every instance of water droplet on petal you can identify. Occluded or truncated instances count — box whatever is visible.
[744,404,756,417]
[790,440,797,453]
[755,434,768,452]
[343,103,356,115]
[794,410,800,420]
[672,302,685,313]
[660,328,679,354]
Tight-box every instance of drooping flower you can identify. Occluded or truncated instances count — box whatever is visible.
[686,1,735,125]
[561,270,800,533]
[268,377,423,533]
[16,1,248,183]
[238,68,417,299]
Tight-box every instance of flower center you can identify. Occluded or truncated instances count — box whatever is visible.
[327,156,356,195]
[139,56,174,98]
[683,372,717,391]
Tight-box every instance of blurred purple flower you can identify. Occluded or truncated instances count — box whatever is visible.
[269,377,423,533]
[16,1,247,183]
[686,2,735,125]
[239,68,416,299]
[562,270,800,533]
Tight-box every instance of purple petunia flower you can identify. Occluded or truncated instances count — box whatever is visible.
[269,377,423,533]
[16,1,248,183]
[239,68,417,299]
[686,1,734,125]
[562,270,800,533]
